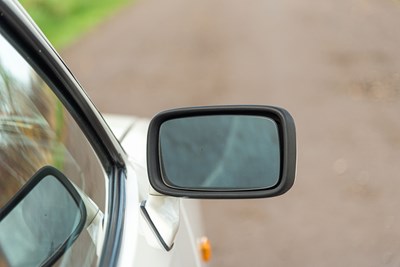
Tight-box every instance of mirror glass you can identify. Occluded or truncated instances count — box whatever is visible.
[159,115,281,190]
[0,174,84,266]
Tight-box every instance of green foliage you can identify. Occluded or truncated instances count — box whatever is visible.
[19,0,132,48]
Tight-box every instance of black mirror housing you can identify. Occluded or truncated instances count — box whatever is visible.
[147,105,296,199]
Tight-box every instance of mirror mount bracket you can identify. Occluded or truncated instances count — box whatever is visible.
[140,195,180,251]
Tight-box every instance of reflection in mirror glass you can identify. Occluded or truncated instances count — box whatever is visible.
[159,115,280,190]
[0,175,83,266]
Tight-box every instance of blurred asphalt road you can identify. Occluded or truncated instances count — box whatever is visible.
[63,0,400,266]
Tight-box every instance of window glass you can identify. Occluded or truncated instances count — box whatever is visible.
[0,171,84,267]
[0,31,107,266]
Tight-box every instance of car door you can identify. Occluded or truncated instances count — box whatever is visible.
[0,1,127,266]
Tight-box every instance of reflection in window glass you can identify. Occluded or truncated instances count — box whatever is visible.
[0,32,106,266]
[0,175,82,267]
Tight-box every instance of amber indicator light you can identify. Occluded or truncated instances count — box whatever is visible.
[199,237,212,262]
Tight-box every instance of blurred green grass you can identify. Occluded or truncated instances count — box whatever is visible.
[20,0,133,49]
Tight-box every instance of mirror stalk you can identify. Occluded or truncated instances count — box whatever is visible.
[140,195,180,251]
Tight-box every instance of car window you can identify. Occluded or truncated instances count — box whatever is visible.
[0,30,107,266]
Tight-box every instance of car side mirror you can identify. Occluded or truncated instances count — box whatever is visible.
[147,105,296,199]
[0,166,87,267]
